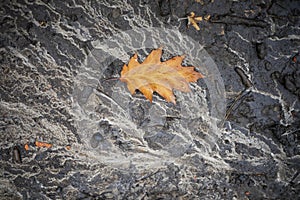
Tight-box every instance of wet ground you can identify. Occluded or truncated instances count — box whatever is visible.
[1,0,299,199]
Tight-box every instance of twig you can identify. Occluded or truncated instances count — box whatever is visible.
[221,88,252,127]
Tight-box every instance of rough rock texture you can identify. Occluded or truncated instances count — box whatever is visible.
[0,0,299,199]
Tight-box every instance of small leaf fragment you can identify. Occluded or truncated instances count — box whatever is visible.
[24,143,29,151]
[35,141,52,148]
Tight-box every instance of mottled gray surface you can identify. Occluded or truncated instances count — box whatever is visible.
[1,0,299,199]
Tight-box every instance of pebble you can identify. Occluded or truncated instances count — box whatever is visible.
[13,146,22,164]
[90,132,104,148]
[256,42,267,59]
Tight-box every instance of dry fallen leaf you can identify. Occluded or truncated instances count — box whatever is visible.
[187,12,203,30]
[120,47,204,104]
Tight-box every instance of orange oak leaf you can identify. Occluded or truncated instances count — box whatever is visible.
[120,47,204,104]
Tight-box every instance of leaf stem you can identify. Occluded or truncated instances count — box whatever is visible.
[178,17,188,21]
[101,77,120,82]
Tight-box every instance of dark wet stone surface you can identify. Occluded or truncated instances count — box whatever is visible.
[1,0,299,199]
